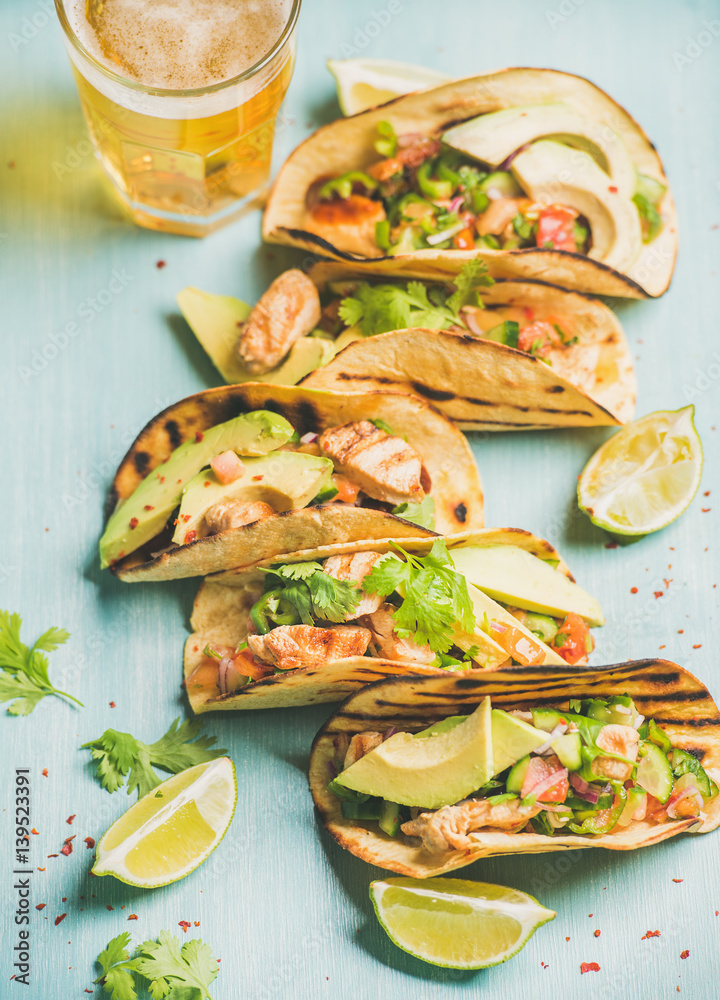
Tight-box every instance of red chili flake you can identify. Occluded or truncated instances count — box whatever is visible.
[541,961,549,968]
[194,921,200,927]
[41,769,48,777]
[195,432,204,443]
[659,645,666,650]
[182,514,191,522]
[673,878,683,883]
[693,644,702,649]
[156,260,166,269]
[158,475,165,483]
[37,867,45,871]
[128,914,138,920]
[654,591,664,599]
[678,629,684,634]
[664,578,672,589]
[605,541,618,549]
[630,586,638,594]
[680,949,690,959]
[109,701,116,708]
[129,517,139,530]
[61,842,73,856]
[581,962,600,974]
[715,911,718,916]
[204,480,211,487]
[31,828,39,835]
[641,930,661,939]
[144,504,155,511]
[46,854,59,858]
[84,837,95,849]
[66,815,76,825]
[565,936,570,942]
[608,185,618,193]
[55,914,67,926]
[701,507,711,513]
[704,490,711,496]
[106,905,114,911]
[594,929,601,937]
[184,530,197,544]
[35,904,46,910]
[588,913,593,918]
[252,475,264,481]
[178,920,191,934]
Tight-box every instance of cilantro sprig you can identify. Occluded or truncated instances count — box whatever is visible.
[0,611,81,715]
[250,561,361,633]
[338,260,494,336]
[95,930,219,1000]
[363,540,475,653]
[83,719,227,799]
[391,496,436,529]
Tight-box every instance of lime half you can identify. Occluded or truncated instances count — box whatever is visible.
[578,405,702,537]
[370,877,555,969]
[93,758,236,888]
[327,59,451,116]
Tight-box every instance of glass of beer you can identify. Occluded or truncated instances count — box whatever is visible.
[54,0,301,236]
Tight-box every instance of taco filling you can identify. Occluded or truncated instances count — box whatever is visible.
[193,539,600,695]
[304,112,664,266]
[327,695,719,849]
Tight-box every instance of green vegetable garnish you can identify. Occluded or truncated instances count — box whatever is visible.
[391,496,436,529]
[82,718,227,798]
[375,120,398,158]
[633,192,663,243]
[417,160,453,200]
[251,560,361,630]
[319,171,377,201]
[95,930,220,1000]
[483,320,519,349]
[0,611,81,716]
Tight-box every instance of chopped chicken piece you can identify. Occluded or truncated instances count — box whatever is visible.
[359,603,435,664]
[591,724,639,782]
[476,197,529,236]
[237,269,321,374]
[203,499,274,536]
[401,798,542,853]
[246,624,370,672]
[343,732,383,769]
[304,195,386,258]
[323,551,384,618]
[318,420,425,505]
[366,138,442,182]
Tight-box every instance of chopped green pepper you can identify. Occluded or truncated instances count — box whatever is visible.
[375,219,391,251]
[374,120,398,158]
[319,171,377,201]
[567,783,626,835]
[417,160,453,200]
[249,589,301,634]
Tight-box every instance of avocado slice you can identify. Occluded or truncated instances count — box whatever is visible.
[334,697,493,809]
[172,451,333,544]
[416,708,548,776]
[510,140,642,272]
[455,584,567,666]
[450,544,604,627]
[443,103,636,198]
[177,287,336,386]
[99,411,293,568]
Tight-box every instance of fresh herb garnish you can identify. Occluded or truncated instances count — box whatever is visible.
[434,643,479,668]
[251,561,361,632]
[0,611,81,715]
[363,540,475,653]
[374,120,398,158]
[83,719,226,798]
[391,496,435,529]
[338,261,494,336]
[95,931,220,1000]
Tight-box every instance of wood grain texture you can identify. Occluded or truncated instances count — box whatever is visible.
[0,0,719,997]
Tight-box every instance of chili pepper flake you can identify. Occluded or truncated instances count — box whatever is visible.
[41,769,48,777]
[106,905,114,911]
[664,578,672,589]
[566,937,570,942]
[182,514,191,522]
[654,591,664,599]
[680,950,690,959]
[594,929,601,937]
[588,913,593,917]
[194,921,200,927]
[673,878,683,883]
[144,504,155,511]
[641,930,661,939]
[129,517,139,530]
[678,629,684,634]
[630,587,638,594]
[580,962,600,974]
[66,815,76,825]
[156,260,166,269]
[61,842,73,856]
[37,867,45,871]
[608,185,618,193]
[178,921,191,934]
[701,508,711,513]
[109,701,116,708]
[659,645,666,650]
[195,432,204,443]
[184,530,197,544]
[84,837,95,850]
[47,854,59,858]
[693,644,702,649]
[54,914,67,926]
[35,904,46,910]
[252,475,264,481]
[128,914,138,920]
[605,541,618,549]
[31,828,39,835]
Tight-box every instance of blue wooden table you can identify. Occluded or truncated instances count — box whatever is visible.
[1,0,719,996]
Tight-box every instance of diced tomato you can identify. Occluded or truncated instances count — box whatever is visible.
[517,320,563,357]
[233,650,272,681]
[552,612,594,665]
[536,205,578,252]
[489,621,546,666]
[521,755,569,803]
[453,226,475,250]
[331,474,362,504]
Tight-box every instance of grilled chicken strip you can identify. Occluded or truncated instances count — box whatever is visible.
[359,603,435,664]
[318,420,425,505]
[236,269,321,374]
[204,499,275,536]
[343,732,384,769]
[402,798,542,853]
[246,624,370,672]
[323,551,384,619]
[304,195,386,258]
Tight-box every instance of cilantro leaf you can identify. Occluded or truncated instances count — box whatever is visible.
[272,560,321,581]
[260,562,361,626]
[83,719,227,799]
[391,496,436,529]
[445,259,494,315]
[95,932,140,1000]
[134,932,219,1000]
[0,611,80,715]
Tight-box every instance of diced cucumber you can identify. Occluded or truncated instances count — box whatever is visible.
[616,786,647,827]
[551,732,582,771]
[524,613,559,644]
[635,172,666,206]
[636,743,673,804]
[531,707,566,733]
[378,800,402,837]
[582,695,639,727]
[640,718,672,752]
[483,320,519,348]
[479,170,524,199]
[341,798,382,820]
[506,754,531,794]
[670,749,714,800]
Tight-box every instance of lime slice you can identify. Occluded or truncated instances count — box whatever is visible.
[370,877,555,969]
[92,758,236,888]
[577,405,702,536]
[327,59,451,116]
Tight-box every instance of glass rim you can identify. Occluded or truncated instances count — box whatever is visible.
[54,0,302,98]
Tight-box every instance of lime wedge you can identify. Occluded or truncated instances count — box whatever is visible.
[327,58,451,116]
[577,405,702,536]
[92,758,236,888]
[370,877,555,969]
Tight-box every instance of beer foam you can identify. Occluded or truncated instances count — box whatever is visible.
[68,0,292,90]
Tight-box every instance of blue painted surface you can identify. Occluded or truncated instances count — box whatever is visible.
[1,0,719,996]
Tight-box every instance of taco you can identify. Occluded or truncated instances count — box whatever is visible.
[310,663,720,877]
[179,261,635,429]
[263,68,676,298]
[183,529,603,712]
[99,385,482,582]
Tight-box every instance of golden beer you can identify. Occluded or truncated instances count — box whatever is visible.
[55,0,300,236]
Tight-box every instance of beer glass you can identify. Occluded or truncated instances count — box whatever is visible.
[54,0,301,236]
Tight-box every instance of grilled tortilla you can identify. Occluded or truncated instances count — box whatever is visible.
[104,385,482,582]
[263,67,676,298]
[183,528,600,712]
[309,663,720,877]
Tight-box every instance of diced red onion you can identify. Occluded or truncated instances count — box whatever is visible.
[569,772,610,805]
[489,620,507,635]
[218,655,242,695]
[535,722,568,755]
[462,308,484,337]
[382,727,398,741]
[526,766,568,800]
[448,194,465,213]
[498,142,532,171]
[633,714,645,730]
[614,704,632,715]
[300,431,318,444]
